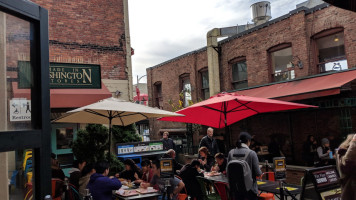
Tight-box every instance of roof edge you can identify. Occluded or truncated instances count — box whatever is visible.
[147,3,330,71]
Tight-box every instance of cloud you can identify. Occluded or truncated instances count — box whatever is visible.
[129,0,306,83]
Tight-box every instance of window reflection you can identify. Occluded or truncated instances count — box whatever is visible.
[56,128,73,149]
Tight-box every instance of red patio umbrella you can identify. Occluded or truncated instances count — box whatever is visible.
[159,92,317,148]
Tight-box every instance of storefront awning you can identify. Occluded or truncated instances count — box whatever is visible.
[236,69,356,101]
[12,82,112,108]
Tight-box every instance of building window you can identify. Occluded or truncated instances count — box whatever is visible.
[56,127,73,150]
[269,44,294,82]
[154,82,163,109]
[231,60,248,89]
[200,69,209,100]
[180,74,192,107]
[314,28,347,73]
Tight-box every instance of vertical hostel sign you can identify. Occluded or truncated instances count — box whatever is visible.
[49,63,101,88]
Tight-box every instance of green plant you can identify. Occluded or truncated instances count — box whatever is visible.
[71,124,126,174]
[71,124,108,163]
[112,124,141,143]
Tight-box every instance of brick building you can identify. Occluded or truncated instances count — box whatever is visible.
[5,0,133,175]
[146,2,356,165]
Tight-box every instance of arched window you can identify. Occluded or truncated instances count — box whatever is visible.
[312,27,347,73]
[199,67,209,100]
[153,81,162,109]
[229,57,248,89]
[268,43,294,82]
[179,73,191,107]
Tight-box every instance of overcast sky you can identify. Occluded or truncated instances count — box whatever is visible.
[128,0,307,84]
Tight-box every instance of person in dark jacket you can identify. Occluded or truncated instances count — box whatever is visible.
[69,159,86,189]
[179,160,204,199]
[161,149,183,174]
[87,160,122,200]
[119,159,142,182]
[51,153,65,181]
[198,146,214,172]
[302,135,318,166]
[199,127,219,156]
[161,131,176,150]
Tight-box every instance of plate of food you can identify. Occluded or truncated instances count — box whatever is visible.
[116,189,139,197]
[205,171,221,177]
[136,187,158,194]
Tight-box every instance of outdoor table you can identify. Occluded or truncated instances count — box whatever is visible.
[203,174,301,200]
[203,173,228,184]
[257,180,301,200]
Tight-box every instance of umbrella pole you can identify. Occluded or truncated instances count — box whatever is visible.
[224,102,231,151]
[109,116,113,156]
[225,123,230,151]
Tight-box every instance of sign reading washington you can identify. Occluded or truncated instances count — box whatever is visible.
[49,63,101,88]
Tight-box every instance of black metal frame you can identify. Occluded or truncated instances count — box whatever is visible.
[0,0,50,199]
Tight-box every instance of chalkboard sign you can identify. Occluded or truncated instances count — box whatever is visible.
[300,166,341,200]
[312,168,339,189]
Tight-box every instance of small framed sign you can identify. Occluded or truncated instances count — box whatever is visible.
[273,157,286,180]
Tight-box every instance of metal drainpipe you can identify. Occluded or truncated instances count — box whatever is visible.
[124,0,133,101]
[207,28,221,97]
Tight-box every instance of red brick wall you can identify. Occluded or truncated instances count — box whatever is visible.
[31,0,127,80]
[147,5,356,162]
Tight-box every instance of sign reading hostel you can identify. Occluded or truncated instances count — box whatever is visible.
[49,63,101,88]
[10,99,31,121]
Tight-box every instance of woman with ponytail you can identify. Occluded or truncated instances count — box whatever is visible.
[227,132,262,200]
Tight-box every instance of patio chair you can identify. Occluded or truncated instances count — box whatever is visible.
[196,176,221,200]
[261,172,275,181]
[175,175,189,200]
[258,172,275,200]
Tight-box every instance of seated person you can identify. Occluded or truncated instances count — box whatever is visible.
[119,159,142,182]
[79,163,95,196]
[134,159,154,184]
[51,153,65,181]
[69,159,86,189]
[211,153,227,174]
[87,160,122,200]
[141,159,185,200]
[179,160,204,199]
[317,138,333,166]
[162,149,183,174]
[198,146,214,172]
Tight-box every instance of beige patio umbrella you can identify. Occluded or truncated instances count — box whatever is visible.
[53,97,183,154]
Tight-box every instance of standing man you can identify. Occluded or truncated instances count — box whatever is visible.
[162,131,175,151]
[199,127,219,156]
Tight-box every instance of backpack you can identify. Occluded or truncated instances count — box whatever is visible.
[227,148,253,193]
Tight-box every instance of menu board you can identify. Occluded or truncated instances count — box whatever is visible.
[301,166,341,200]
[117,145,134,154]
[134,143,149,152]
[149,142,163,151]
[117,141,164,155]
[312,168,339,189]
